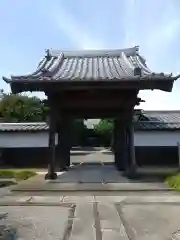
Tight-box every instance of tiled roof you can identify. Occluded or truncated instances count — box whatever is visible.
[0,111,180,132]
[141,110,180,122]
[0,122,48,132]
[137,122,180,130]
[3,46,179,85]
[135,110,180,130]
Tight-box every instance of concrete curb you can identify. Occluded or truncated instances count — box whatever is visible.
[1,200,180,206]
[99,148,112,153]
[71,162,112,166]
[0,202,74,207]
[11,183,173,192]
[100,152,113,155]
[70,151,93,155]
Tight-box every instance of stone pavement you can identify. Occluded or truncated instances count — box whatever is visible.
[1,194,180,239]
[11,164,174,192]
[0,151,180,239]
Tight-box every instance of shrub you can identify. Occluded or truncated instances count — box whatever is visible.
[0,170,14,178]
[165,173,180,190]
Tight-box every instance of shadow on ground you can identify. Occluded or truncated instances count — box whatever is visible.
[56,164,173,183]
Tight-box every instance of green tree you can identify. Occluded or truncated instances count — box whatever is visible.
[94,119,113,135]
[94,119,113,146]
[0,93,48,122]
[0,93,88,144]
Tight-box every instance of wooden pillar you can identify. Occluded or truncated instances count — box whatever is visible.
[57,114,72,171]
[45,96,57,180]
[177,142,180,170]
[125,114,137,178]
[113,117,127,171]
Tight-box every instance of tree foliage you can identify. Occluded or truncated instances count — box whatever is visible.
[94,119,113,135]
[0,92,93,145]
[0,92,48,122]
[0,92,87,133]
[93,119,114,146]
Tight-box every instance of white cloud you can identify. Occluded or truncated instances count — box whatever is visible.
[123,0,180,110]
[139,89,180,110]
[45,0,180,110]
[123,0,136,47]
[47,2,105,50]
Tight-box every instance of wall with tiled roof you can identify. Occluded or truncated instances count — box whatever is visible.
[0,110,179,132]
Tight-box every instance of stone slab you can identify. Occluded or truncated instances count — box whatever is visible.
[29,196,63,204]
[95,196,126,203]
[120,204,180,240]
[62,195,95,203]
[70,202,96,240]
[98,202,129,239]
[101,230,128,240]
[0,206,69,239]
[0,196,31,204]
[123,195,180,204]
[1,192,180,239]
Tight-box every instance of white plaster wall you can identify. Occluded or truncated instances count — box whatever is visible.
[134,131,180,147]
[0,131,180,148]
[0,132,58,148]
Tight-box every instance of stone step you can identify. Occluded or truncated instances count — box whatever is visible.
[11,182,172,192]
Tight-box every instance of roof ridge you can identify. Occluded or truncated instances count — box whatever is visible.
[48,46,139,58]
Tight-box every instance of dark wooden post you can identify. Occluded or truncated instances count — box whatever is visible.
[57,114,72,171]
[113,116,127,171]
[45,95,57,180]
[125,111,137,178]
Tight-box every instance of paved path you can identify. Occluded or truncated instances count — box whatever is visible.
[1,194,180,239]
[0,151,180,239]
[70,150,113,164]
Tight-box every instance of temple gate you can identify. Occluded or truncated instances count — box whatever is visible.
[3,46,179,179]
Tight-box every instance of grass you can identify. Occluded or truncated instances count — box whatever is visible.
[0,168,45,172]
[165,171,180,190]
[0,170,37,181]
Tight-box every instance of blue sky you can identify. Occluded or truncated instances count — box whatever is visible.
[0,0,180,110]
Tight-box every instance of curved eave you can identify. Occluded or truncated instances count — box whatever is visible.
[5,75,179,94]
[2,76,12,84]
[3,74,180,83]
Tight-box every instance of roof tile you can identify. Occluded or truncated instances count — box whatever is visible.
[4,46,175,83]
[135,110,180,130]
